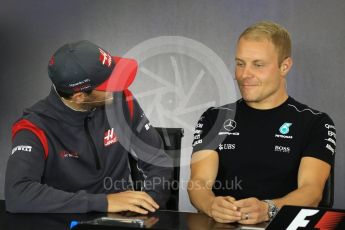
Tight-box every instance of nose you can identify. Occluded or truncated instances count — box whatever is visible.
[236,65,253,81]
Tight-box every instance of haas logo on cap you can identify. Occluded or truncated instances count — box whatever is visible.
[99,48,112,67]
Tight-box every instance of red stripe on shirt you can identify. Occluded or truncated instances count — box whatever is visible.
[12,119,49,159]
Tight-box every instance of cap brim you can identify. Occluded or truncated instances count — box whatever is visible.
[95,56,137,92]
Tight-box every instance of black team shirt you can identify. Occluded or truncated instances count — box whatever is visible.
[192,97,335,200]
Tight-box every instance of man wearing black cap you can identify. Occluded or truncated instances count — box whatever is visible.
[5,40,172,214]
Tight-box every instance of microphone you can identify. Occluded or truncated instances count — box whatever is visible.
[72,97,114,104]
[62,97,114,104]
[53,84,113,104]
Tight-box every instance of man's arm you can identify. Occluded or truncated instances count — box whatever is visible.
[5,130,108,213]
[128,97,173,208]
[235,156,331,224]
[6,130,158,214]
[274,157,330,208]
[188,150,242,223]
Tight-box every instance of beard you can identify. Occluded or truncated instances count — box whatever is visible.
[79,94,114,110]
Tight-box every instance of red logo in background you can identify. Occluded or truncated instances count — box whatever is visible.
[99,48,112,67]
[49,56,55,66]
[104,128,118,147]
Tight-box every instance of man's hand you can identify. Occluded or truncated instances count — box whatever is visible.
[106,191,159,214]
[207,196,242,223]
[233,197,269,224]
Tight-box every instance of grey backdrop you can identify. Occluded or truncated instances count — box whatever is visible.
[0,0,344,211]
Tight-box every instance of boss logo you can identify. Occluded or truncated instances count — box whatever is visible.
[274,145,290,153]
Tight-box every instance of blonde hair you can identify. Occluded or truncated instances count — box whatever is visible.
[239,21,291,65]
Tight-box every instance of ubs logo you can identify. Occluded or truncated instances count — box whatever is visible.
[219,143,236,151]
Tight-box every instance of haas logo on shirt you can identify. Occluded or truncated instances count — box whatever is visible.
[104,128,118,147]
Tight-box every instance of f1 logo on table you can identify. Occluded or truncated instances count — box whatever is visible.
[287,209,345,230]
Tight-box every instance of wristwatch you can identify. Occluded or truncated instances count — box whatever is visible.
[263,200,279,220]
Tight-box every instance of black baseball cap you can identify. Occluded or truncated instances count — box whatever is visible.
[48,40,137,94]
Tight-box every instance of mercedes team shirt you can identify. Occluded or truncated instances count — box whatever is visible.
[192,97,336,200]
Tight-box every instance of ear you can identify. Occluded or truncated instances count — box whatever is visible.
[280,57,293,76]
[70,92,87,104]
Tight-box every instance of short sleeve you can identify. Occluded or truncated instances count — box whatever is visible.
[302,114,336,166]
[192,108,224,154]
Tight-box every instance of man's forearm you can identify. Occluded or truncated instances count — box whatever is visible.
[144,166,173,208]
[5,180,107,213]
[188,179,216,216]
[273,185,323,209]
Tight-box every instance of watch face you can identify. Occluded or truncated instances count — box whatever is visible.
[264,200,279,219]
[270,207,278,218]
[269,211,275,218]
[269,207,278,218]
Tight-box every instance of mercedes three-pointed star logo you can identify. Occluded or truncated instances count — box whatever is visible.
[223,119,237,131]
